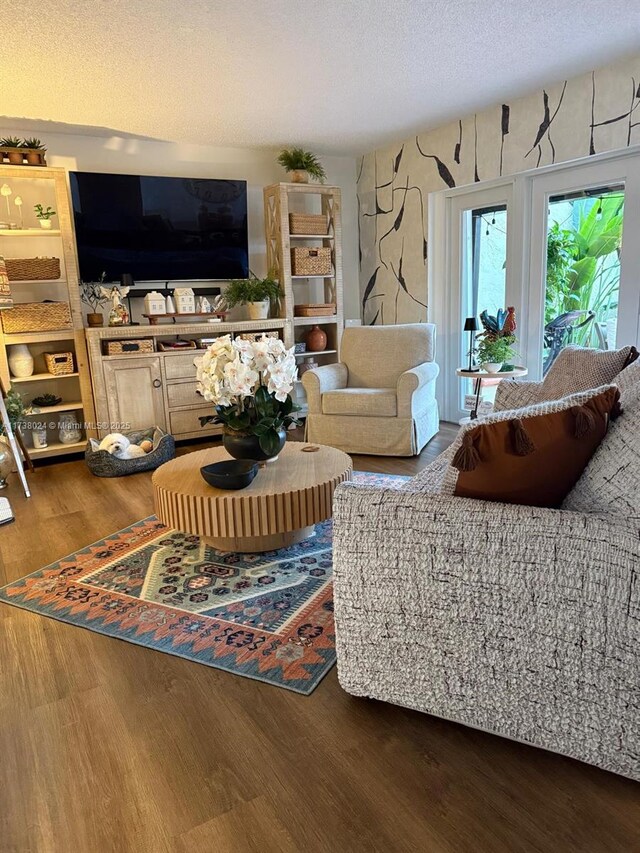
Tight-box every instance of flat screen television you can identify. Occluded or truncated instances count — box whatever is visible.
[69,171,249,282]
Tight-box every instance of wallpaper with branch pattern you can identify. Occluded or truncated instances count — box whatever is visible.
[358,54,640,325]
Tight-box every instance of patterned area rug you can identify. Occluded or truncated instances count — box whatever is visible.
[0,471,407,694]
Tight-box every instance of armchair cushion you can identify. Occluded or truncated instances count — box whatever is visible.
[439,385,620,507]
[322,387,397,418]
[301,362,347,414]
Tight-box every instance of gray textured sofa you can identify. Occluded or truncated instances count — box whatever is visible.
[332,353,640,782]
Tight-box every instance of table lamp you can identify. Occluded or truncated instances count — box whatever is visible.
[464,317,478,371]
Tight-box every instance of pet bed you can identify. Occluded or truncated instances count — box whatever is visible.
[85,427,175,477]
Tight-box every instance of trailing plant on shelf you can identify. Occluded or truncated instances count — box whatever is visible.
[277,147,326,183]
[195,334,300,460]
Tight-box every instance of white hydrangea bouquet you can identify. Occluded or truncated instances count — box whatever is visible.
[194,334,300,458]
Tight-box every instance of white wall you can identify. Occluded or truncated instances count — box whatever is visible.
[0,127,360,319]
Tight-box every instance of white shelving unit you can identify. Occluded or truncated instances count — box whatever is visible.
[263,182,344,416]
[0,165,97,459]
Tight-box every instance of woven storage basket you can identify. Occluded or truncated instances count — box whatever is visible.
[291,247,332,276]
[105,339,154,355]
[44,351,74,375]
[86,427,176,477]
[1,301,72,333]
[236,331,280,342]
[289,213,328,235]
[294,303,336,317]
[5,257,61,281]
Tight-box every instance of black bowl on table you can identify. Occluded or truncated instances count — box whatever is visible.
[200,459,259,490]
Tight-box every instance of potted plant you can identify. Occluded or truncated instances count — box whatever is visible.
[0,386,25,488]
[80,273,108,326]
[0,137,24,165]
[21,138,46,166]
[277,147,326,184]
[195,334,300,462]
[225,273,281,320]
[476,335,515,373]
[34,203,56,230]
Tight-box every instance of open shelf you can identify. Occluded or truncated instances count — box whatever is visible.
[289,234,334,240]
[28,440,85,459]
[11,371,80,383]
[295,349,337,358]
[6,279,66,286]
[0,229,61,237]
[291,274,334,280]
[294,316,338,327]
[5,330,75,344]
[26,401,83,414]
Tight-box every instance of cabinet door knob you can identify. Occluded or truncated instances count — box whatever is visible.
[153,379,162,388]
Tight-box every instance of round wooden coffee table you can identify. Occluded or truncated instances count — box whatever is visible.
[152,442,352,553]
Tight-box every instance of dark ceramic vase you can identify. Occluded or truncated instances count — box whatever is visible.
[223,427,286,463]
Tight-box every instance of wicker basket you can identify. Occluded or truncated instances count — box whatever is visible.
[294,303,337,317]
[1,301,72,334]
[5,257,61,281]
[105,339,155,355]
[289,213,328,235]
[291,247,332,276]
[236,331,280,342]
[44,351,74,375]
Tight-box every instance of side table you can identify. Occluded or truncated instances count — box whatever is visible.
[456,366,528,421]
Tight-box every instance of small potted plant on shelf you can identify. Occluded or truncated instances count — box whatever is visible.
[80,273,109,326]
[34,203,56,229]
[0,137,24,165]
[195,334,300,462]
[277,147,326,184]
[225,273,281,320]
[21,138,47,166]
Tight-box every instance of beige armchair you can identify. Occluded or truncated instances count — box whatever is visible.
[301,323,439,456]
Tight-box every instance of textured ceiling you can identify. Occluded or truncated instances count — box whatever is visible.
[1,0,639,153]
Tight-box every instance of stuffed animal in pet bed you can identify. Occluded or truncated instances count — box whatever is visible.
[98,432,148,459]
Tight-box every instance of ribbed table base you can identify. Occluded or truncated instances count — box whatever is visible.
[203,524,315,554]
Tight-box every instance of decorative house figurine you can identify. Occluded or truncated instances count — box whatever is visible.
[174,287,196,314]
[144,290,166,315]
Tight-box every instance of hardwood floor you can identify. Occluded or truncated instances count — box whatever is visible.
[1,424,638,853]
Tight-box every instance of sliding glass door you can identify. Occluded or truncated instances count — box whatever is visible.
[526,156,640,380]
[439,183,519,421]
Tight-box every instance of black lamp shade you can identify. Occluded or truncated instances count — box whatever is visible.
[464,316,478,332]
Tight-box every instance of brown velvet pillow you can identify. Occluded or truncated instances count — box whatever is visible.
[452,385,620,508]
